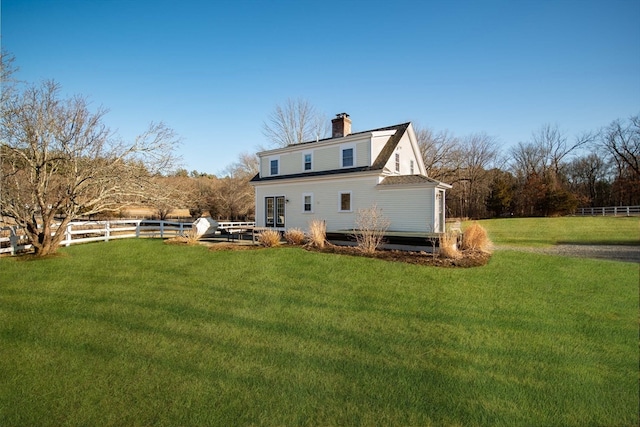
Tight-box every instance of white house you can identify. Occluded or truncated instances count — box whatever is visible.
[250,113,452,234]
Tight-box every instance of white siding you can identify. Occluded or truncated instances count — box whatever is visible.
[254,175,436,232]
[383,132,422,175]
[314,145,340,171]
[258,135,376,176]
[376,187,435,232]
[355,140,371,167]
[280,151,300,175]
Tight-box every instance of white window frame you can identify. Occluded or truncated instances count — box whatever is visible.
[410,159,415,174]
[302,192,313,213]
[269,156,279,176]
[341,144,356,168]
[338,191,352,212]
[303,152,313,172]
[395,153,400,172]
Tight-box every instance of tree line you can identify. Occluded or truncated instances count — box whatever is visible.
[417,118,639,218]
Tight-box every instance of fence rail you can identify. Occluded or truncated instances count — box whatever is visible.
[0,219,193,256]
[575,206,640,216]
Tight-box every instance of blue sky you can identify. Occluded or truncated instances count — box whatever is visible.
[2,0,639,175]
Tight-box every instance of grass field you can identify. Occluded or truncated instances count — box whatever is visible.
[471,216,639,246]
[0,217,638,426]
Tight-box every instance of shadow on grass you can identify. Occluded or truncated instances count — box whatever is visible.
[556,239,640,246]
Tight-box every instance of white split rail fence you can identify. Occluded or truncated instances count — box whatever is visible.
[0,219,255,256]
[575,205,640,216]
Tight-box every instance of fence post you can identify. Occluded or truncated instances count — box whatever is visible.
[160,221,165,238]
[9,226,18,256]
[65,223,72,246]
[105,221,110,242]
[136,221,140,238]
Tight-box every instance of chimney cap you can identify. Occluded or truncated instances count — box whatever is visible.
[334,112,350,119]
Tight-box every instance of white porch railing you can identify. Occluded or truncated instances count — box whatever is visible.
[216,221,256,233]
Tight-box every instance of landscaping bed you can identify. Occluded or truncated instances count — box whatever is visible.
[307,244,491,267]
[203,241,491,267]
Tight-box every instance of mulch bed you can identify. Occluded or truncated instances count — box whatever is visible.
[308,244,491,267]
[203,241,491,267]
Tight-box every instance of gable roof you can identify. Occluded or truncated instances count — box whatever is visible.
[250,122,410,183]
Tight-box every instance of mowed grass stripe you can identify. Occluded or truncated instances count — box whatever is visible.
[0,238,637,426]
[474,216,639,246]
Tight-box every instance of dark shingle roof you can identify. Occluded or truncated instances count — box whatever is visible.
[377,175,442,186]
[250,122,410,183]
[290,122,410,147]
[371,123,410,169]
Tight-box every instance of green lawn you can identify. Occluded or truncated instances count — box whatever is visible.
[471,216,639,246]
[0,230,638,426]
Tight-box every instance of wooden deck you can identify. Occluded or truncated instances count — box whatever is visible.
[204,226,445,251]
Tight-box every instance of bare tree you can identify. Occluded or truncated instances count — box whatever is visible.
[1,51,18,104]
[511,124,593,183]
[414,125,462,181]
[207,153,257,220]
[599,115,640,178]
[509,140,545,178]
[230,151,259,178]
[566,153,612,206]
[262,98,328,147]
[457,133,499,218]
[209,176,254,221]
[0,80,181,256]
[508,124,591,216]
[146,174,194,220]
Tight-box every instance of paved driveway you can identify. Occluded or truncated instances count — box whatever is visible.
[496,244,640,263]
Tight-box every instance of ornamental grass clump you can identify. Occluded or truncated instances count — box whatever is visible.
[284,228,306,245]
[439,231,461,259]
[461,222,493,253]
[257,229,282,247]
[307,220,327,249]
[165,228,201,245]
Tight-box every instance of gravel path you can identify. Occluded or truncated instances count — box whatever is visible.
[496,244,640,263]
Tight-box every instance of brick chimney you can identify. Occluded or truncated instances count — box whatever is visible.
[331,113,352,138]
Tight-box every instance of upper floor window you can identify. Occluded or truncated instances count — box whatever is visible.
[342,147,354,168]
[395,153,400,172]
[270,159,279,175]
[410,159,415,174]
[303,153,312,171]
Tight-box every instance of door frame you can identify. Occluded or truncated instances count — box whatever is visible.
[265,196,285,228]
